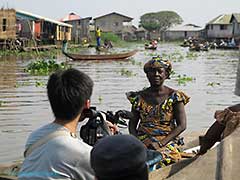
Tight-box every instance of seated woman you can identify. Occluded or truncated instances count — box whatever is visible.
[127,56,190,166]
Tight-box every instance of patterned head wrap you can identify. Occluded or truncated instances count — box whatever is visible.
[144,56,172,78]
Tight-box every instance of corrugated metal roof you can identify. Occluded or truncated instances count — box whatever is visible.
[16,9,72,27]
[233,13,240,23]
[167,24,203,32]
[207,14,232,24]
[94,12,133,21]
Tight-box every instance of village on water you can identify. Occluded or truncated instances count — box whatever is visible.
[0,4,240,180]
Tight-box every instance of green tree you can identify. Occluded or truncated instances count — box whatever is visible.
[140,11,183,32]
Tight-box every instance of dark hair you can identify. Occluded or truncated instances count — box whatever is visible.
[91,135,148,180]
[47,68,93,121]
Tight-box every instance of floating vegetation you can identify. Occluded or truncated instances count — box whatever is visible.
[24,59,71,76]
[120,68,137,77]
[175,74,195,85]
[35,81,45,87]
[207,82,221,87]
[0,100,3,107]
[98,96,103,104]
[130,59,142,66]
[186,52,198,60]
[147,52,158,57]
[14,81,31,88]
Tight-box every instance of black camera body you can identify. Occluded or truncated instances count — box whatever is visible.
[80,107,130,146]
[80,107,110,146]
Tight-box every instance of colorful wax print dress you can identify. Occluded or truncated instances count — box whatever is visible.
[127,87,190,166]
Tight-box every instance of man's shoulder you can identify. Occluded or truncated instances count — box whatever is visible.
[47,136,92,163]
[52,135,92,152]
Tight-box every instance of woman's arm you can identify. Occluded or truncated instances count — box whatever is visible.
[161,102,186,146]
[128,108,140,137]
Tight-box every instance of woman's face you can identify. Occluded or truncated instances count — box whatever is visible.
[146,67,168,87]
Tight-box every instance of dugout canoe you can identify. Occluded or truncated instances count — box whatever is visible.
[62,41,137,61]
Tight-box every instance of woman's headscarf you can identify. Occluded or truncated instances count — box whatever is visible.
[143,56,172,78]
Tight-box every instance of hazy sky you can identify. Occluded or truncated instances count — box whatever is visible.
[1,0,240,27]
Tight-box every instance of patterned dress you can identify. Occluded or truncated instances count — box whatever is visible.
[127,87,190,166]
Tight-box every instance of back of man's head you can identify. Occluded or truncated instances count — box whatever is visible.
[47,68,93,121]
[90,135,148,180]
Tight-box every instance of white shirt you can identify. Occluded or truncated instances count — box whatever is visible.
[18,123,94,180]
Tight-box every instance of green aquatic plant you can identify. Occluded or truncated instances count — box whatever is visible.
[120,68,137,77]
[207,82,221,87]
[35,81,45,87]
[14,81,31,88]
[0,100,3,107]
[130,59,142,66]
[98,96,103,104]
[24,59,71,76]
[175,74,194,85]
[186,52,198,60]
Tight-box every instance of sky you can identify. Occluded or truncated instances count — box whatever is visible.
[1,0,240,27]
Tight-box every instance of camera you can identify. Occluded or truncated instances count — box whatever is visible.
[80,107,111,146]
[80,107,130,146]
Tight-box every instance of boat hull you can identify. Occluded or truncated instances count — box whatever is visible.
[63,50,137,61]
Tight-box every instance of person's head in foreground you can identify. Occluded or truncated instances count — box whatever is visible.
[90,135,148,180]
[144,56,172,87]
[47,68,93,122]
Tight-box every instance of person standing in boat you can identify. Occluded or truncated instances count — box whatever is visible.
[95,26,101,48]
[127,56,190,166]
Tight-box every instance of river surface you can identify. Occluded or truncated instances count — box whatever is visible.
[0,43,239,163]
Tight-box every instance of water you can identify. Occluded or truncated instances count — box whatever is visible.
[0,43,239,163]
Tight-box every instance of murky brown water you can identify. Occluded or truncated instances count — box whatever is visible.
[0,43,239,163]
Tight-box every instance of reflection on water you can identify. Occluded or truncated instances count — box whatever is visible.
[0,44,239,163]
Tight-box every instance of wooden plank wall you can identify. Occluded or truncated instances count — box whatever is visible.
[0,9,16,40]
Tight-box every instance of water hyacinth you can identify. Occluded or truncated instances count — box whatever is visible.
[207,82,221,87]
[24,59,71,76]
[35,81,45,87]
[175,74,195,85]
[98,96,103,104]
[120,68,137,77]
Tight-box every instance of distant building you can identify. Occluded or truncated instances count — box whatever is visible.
[164,24,204,40]
[206,14,233,39]
[231,13,240,38]
[60,13,92,43]
[93,12,134,40]
[0,9,16,40]
[16,9,72,45]
[119,25,137,41]
[135,27,148,40]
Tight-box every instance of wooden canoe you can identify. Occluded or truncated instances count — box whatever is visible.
[62,41,137,61]
[0,131,203,180]
[216,45,239,50]
[63,50,137,61]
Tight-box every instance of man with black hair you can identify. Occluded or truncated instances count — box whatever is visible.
[19,68,95,180]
